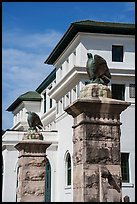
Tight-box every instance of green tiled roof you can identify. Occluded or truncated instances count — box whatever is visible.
[45,20,135,65]
[7,91,42,112]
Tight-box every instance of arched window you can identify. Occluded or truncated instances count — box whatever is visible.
[66,153,71,186]
[16,166,20,202]
[45,158,51,202]
[2,155,3,192]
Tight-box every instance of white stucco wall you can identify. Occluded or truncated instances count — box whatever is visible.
[55,113,73,202]
[80,34,135,69]
[2,146,19,202]
[46,144,58,202]
[120,104,135,201]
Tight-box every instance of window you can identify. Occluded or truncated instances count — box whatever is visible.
[121,153,130,183]
[112,45,123,62]
[48,84,52,90]
[45,159,51,202]
[56,101,59,114]
[65,93,70,107]
[129,84,135,98]
[2,155,3,191]
[73,50,76,66]
[44,92,46,113]
[111,84,125,100]
[70,90,72,103]
[77,83,80,98]
[66,59,69,71]
[72,87,77,101]
[60,66,62,78]
[59,99,63,113]
[66,153,71,186]
[16,166,20,202]
[50,98,52,108]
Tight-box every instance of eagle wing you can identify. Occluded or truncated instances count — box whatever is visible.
[94,55,111,79]
[86,53,96,81]
[31,112,43,128]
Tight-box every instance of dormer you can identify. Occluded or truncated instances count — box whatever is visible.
[6,91,42,131]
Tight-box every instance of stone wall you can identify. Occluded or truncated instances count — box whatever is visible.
[15,133,51,202]
[65,83,130,202]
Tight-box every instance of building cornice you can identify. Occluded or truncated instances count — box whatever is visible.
[48,66,135,101]
[45,20,135,65]
[48,66,87,100]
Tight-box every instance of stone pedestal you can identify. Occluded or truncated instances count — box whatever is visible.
[65,83,130,202]
[15,130,51,202]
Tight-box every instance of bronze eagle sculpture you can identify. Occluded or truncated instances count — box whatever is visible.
[86,53,111,85]
[26,111,43,131]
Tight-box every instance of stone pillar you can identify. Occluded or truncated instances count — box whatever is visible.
[64,83,130,202]
[15,130,51,202]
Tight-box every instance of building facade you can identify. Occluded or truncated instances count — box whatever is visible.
[2,20,135,202]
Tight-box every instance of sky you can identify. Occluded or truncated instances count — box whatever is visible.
[2,2,135,130]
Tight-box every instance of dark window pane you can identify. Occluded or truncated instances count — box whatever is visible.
[112,84,125,100]
[67,169,71,186]
[56,102,59,114]
[121,153,129,182]
[45,159,51,202]
[66,154,71,185]
[112,45,123,62]
[50,98,52,108]
[44,92,46,113]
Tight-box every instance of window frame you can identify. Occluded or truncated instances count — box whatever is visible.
[112,45,124,62]
[44,92,46,113]
[111,83,125,100]
[65,152,71,187]
[45,158,51,202]
[121,153,130,183]
[50,98,52,109]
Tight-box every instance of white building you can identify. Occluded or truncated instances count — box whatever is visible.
[2,20,135,202]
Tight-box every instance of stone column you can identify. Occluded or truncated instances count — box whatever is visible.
[15,130,51,202]
[64,83,130,202]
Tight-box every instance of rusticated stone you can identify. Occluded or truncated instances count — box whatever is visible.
[85,174,99,188]
[85,141,120,164]
[25,158,46,167]
[15,135,51,202]
[64,83,130,202]
[85,124,114,140]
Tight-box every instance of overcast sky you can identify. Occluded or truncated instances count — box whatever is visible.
[2,2,135,130]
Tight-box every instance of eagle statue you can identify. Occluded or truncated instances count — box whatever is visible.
[86,53,111,85]
[26,111,43,131]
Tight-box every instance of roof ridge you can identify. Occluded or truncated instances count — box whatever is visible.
[20,90,39,97]
[71,19,96,24]
[73,19,135,25]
